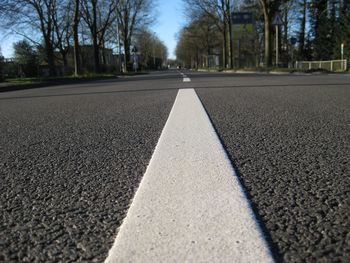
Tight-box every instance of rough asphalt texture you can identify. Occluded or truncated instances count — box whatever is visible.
[1,71,350,262]
[0,87,177,262]
[197,80,350,262]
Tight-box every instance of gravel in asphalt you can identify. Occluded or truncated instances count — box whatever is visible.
[197,83,350,262]
[1,71,350,263]
[0,89,177,262]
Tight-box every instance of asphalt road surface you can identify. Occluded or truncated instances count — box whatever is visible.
[1,70,349,262]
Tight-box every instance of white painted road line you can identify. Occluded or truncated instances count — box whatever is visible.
[178,71,191,82]
[105,89,274,263]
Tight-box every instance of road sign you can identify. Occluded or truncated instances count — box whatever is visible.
[272,12,283,26]
[272,12,283,67]
[232,12,253,24]
[232,24,254,37]
[232,12,254,39]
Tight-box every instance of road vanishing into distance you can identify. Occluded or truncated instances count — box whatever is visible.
[1,70,349,262]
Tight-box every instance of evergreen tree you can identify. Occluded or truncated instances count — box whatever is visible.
[13,40,38,77]
[0,47,4,81]
[310,0,332,60]
[332,0,350,60]
[298,0,307,60]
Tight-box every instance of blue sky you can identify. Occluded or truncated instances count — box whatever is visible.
[0,34,22,58]
[0,0,185,59]
[152,0,185,59]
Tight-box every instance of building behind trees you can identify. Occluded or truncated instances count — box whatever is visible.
[0,0,166,78]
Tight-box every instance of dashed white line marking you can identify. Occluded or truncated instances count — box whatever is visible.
[178,71,191,81]
[105,89,274,263]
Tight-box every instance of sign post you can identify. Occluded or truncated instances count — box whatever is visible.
[272,12,283,67]
[231,12,254,68]
[132,46,138,73]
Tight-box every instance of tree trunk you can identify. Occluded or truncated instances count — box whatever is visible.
[92,1,100,73]
[264,20,271,67]
[223,22,228,68]
[121,9,131,73]
[283,8,289,65]
[102,41,107,65]
[62,52,68,75]
[299,0,306,59]
[262,4,271,67]
[228,25,233,69]
[38,6,55,77]
[259,0,273,67]
[73,0,80,76]
[45,37,56,76]
[226,0,233,69]
[93,36,99,73]
[123,37,130,72]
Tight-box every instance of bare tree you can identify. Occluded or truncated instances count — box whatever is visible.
[116,0,155,72]
[52,0,74,74]
[81,0,118,73]
[176,27,198,68]
[257,0,280,67]
[176,14,222,69]
[0,0,58,76]
[298,0,307,59]
[183,0,233,69]
[136,29,167,70]
[279,0,299,65]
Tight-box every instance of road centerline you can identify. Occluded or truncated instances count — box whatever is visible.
[105,88,274,263]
